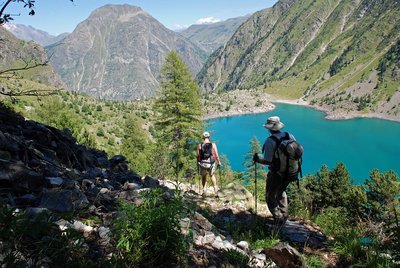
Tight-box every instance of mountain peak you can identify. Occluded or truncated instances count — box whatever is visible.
[47,4,206,100]
[89,4,145,19]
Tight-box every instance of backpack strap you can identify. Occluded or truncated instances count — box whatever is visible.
[297,159,302,189]
[199,143,204,160]
[269,133,285,147]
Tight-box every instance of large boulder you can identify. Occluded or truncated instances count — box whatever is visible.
[217,182,253,203]
[39,189,89,212]
[0,160,44,192]
[263,243,306,268]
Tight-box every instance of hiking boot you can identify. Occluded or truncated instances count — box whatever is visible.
[200,189,207,197]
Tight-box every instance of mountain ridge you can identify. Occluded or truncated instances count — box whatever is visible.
[181,15,250,54]
[3,23,69,46]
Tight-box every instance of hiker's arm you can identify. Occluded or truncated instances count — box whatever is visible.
[253,153,271,165]
[254,138,274,165]
[197,144,201,161]
[213,143,221,165]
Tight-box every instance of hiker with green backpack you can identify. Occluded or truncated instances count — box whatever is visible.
[197,131,221,196]
[253,116,303,224]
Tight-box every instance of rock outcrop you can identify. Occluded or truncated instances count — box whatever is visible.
[0,26,64,88]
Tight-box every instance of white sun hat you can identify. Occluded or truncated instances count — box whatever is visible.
[263,116,285,131]
[202,131,210,138]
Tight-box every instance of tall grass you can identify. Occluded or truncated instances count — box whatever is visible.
[112,189,191,267]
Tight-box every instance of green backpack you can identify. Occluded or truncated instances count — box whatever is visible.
[269,132,304,186]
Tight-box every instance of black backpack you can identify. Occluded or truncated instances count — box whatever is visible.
[200,143,214,163]
[268,132,304,187]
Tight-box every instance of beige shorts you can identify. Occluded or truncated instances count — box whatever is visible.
[200,163,216,176]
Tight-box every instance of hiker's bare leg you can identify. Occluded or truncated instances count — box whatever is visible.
[210,174,218,192]
[201,174,207,193]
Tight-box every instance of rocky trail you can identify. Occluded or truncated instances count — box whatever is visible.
[0,103,336,267]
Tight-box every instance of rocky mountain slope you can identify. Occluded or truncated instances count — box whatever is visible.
[198,0,400,118]
[0,26,63,88]
[0,103,332,266]
[3,23,68,46]
[46,4,207,100]
[181,15,250,54]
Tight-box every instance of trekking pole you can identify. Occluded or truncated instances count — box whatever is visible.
[254,161,258,215]
[198,162,201,194]
[218,164,222,189]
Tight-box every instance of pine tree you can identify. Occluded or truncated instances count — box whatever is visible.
[363,169,400,222]
[153,51,203,179]
[121,115,150,174]
[243,136,267,181]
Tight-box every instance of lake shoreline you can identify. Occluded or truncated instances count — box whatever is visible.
[203,94,400,123]
[206,100,400,181]
[274,98,400,123]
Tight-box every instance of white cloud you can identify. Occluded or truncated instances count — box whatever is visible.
[171,24,189,31]
[195,17,221,25]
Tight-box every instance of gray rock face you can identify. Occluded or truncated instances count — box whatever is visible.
[47,4,207,100]
[39,189,89,212]
[0,160,44,192]
[0,26,64,87]
[278,220,326,248]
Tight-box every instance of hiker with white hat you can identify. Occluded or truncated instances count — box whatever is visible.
[197,131,221,196]
[253,116,297,224]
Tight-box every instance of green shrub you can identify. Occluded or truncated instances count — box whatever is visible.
[96,127,105,137]
[313,207,349,237]
[306,256,325,268]
[223,249,249,267]
[227,219,281,252]
[112,189,190,267]
[252,236,280,251]
[332,228,364,264]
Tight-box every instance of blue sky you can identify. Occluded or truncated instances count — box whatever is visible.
[5,0,278,35]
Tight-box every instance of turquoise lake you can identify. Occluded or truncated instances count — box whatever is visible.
[207,103,400,184]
